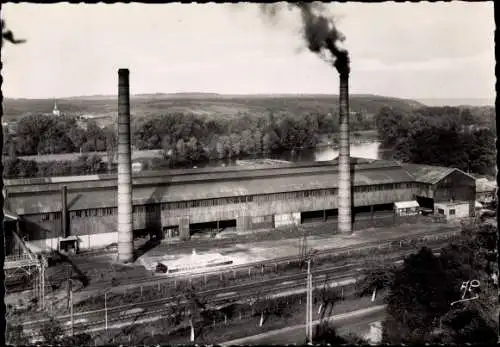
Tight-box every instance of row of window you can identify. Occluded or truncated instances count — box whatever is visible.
[38,182,424,221]
[71,208,116,219]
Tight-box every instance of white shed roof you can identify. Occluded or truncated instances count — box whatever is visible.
[394,200,420,209]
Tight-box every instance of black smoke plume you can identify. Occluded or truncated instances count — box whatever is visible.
[260,2,349,76]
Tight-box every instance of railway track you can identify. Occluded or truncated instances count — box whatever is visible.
[8,226,458,299]
[20,242,447,335]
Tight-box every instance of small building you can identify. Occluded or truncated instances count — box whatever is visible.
[434,201,470,220]
[394,200,420,216]
[476,178,496,204]
[132,162,144,173]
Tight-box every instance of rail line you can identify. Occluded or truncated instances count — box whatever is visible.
[9,226,459,301]
[20,243,447,334]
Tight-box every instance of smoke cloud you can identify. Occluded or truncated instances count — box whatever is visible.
[259,2,349,76]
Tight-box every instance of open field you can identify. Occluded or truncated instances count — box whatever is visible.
[3,93,424,121]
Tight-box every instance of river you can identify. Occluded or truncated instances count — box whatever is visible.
[314,141,387,162]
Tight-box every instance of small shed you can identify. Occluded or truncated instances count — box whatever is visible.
[394,200,420,216]
[59,235,79,254]
[435,201,470,220]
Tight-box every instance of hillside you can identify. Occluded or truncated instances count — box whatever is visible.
[418,98,494,107]
[2,94,424,121]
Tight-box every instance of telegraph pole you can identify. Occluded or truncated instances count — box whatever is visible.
[70,279,74,337]
[67,265,71,309]
[105,292,108,331]
[306,260,309,341]
[306,259,313,344]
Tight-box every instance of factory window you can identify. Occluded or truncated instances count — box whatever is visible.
[247,196,254,202]
[146,205,156,213]
[41,214,50,221]
[449,209,456,215]
[438,208,445,215]
[161,203,168,211]
[76,211,82,218]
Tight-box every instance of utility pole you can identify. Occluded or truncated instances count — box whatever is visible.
[70,279,74,337]
[105,292,108,331]
[306,259,313,344]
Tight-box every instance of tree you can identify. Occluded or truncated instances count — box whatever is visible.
[61,333,93,346]
[437,307,497,345]
[229,133,242,158]
[314,321,367,345]
[183,288,206,343]
[317,283,341,321]
[39,317,64,344]
[383,247,456,344]
[356,261,396,302]
[6,323,29,345]
[383,224,498,344]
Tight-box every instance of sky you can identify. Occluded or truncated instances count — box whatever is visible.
[1,2,495,100]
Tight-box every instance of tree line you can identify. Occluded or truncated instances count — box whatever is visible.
[5,110,372,156]
[375,106,496,176]
[3,154,108,179]
[3,104,494,177]
[4,114,117,156]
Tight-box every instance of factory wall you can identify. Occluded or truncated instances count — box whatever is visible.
[14,172,472,246]
[17,184,417,242]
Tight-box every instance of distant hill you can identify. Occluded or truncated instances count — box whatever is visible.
[418,98,494,107]
[2,93,425,121]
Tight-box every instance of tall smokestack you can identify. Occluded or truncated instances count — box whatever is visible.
[117,69,134,263]
[338,72,352,234]
[61,185,68,238]
[258,3,352,233]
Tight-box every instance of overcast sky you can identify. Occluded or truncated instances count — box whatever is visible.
[2,2,495,100]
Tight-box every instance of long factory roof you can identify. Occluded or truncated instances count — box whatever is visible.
[5,158,473,215]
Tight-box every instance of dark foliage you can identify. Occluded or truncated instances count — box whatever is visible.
[375,105,495,176]
[382,224,498,344]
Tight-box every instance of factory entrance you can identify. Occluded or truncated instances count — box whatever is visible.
[189,219,236,238]
[301,209,338,224]
[372,203,395,218]
[301,210,326,224]
[353,206,372,221]
[163,226,180,239]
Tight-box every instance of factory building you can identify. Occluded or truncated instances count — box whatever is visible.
[4,157,476,254]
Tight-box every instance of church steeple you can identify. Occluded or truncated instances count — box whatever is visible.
[52,100,61,116]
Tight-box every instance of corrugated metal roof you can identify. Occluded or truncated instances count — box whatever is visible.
[402,163,456,184]
[7,166,415,214]
[394,200,419,209]
[476,178,496,193]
